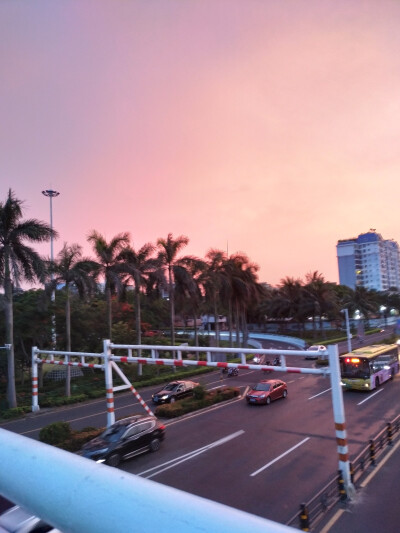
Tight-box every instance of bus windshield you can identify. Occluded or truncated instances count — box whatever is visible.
[341,357,371,379]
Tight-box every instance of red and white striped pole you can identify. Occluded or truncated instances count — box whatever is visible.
[328,344,353,494]
[31,347,39,412]
[103,340,115,427]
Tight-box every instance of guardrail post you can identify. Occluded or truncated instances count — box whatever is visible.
[337,470,347,502]
[350,462,355,484]
[369,439,376,467]
[387,422,393,446]
[299,503,310,531]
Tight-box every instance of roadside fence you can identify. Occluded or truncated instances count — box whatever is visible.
[286,413,400,531]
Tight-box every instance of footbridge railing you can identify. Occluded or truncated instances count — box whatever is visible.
[0,427,297,533]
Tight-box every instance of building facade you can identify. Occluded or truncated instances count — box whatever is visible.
[337,230,400,291]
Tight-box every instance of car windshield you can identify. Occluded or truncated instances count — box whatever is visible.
[101,425,127,442]
[253,383,271,392]
[164,383,179,391]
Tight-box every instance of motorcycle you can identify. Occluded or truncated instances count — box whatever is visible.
[222,367,239,377]
[273,357,281,366]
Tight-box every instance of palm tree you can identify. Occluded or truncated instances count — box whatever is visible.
[203,249,228,347]
[271,276,311,336]
[48,242,98,396]
[156,233,189,345]
[87,231,130,340]
[173,256,206,348]
[0,189,57,408]
[222,253,262,347]
[118,242,158,345]
[304,271,339,337]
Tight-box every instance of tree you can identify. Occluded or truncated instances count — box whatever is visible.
[203,249,229,347]
[222,253,262,347]
[157,233,189,345]
[271,276,310,335]
[304,271,339,337]
[173,257,206,348]
[87,231,130,340]
[47,242,98,396]
[0,189,57,408]
[118,242,158,345]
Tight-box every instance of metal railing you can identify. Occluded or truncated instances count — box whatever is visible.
[286,413,400,530]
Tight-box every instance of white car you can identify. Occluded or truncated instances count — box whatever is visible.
[305,345,327,360]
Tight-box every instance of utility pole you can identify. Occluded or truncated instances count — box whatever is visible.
[42,189,59,348]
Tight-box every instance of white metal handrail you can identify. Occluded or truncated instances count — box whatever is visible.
[0,428,296,533]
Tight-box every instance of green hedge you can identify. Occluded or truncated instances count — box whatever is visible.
[154,386,240,418]
[39,421,103,451]
[39,421,72,445]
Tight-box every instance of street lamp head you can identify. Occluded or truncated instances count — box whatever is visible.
[42,190,60,198]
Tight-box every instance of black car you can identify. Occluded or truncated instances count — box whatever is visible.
[80,414,165,467]
[152,380,200,404]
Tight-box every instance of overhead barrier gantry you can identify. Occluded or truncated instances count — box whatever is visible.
[32,341,352,491]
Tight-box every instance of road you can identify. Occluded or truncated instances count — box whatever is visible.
[1,329,398,525]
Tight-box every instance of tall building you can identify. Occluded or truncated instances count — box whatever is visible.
[337,230,400,291]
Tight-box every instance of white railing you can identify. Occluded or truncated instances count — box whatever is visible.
[0,428,297,533]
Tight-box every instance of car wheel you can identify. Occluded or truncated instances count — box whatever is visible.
[169,396,176,404]
[150,438,161,452]
[107,453,120,467]
[375,378,380,388]
[265,396,271,405]
[283,390,288,398]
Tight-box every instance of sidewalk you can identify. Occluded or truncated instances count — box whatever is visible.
[316,437,400,533]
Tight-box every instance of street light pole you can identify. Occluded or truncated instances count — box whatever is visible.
[341,308,352,353]
[42,189,59,348]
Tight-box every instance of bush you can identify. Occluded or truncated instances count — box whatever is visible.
[39,421,72,445]
[154,386,240,418]
[0,406,29,420]
[192,384,206,400]
[60,428,104,452]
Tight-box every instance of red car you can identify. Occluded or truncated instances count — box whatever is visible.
[246,379,288,405]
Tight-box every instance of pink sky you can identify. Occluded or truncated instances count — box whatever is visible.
[2,0,400,287]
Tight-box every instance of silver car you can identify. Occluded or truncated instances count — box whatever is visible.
[0,505,61,533]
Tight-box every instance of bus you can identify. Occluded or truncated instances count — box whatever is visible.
[340,344,400,391]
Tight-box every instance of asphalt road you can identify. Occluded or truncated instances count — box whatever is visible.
[1,329,398,526]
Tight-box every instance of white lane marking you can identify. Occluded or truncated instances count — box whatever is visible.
[165,395,244,426]
[250,437,310,477]
[357,388,383,405]
[138,430,245,479]
[19,403,140,435]
[309,388,331,400]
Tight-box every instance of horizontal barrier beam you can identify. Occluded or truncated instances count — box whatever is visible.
[0,429,296,533]
[109,356,329,375]
[34,358,104,370]
[110,343,326,357]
